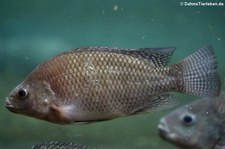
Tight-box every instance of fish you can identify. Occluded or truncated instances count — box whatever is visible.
[158,92,225,149]
[5,45,220,124]
[32,141,94,149]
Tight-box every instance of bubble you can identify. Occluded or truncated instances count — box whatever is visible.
[102,9,106,15]
[113,5,118,11]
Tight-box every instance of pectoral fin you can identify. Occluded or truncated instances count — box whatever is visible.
[49,104,93,124]
[49,104,72,124]
[50,104,111,124]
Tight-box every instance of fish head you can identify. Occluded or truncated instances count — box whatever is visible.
[6,81,34,114]
[158,99,214,149]
[5,78,56,119]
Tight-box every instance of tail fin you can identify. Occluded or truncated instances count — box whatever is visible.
[172,45,221,97]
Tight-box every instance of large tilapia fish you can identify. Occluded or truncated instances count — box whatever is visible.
[5,45,220,124]
[158,92,225,149]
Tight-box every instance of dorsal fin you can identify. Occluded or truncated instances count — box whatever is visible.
[59,47,176,67]
[132,47,176,66]
[211,92,225,118]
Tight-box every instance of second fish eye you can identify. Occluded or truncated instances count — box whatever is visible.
[181,113,195,125]
[18,88,28,99]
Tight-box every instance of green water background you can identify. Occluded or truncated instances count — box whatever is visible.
[0,0,225,148]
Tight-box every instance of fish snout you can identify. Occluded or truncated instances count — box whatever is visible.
[5,97,15,109]
[158,118,171,137]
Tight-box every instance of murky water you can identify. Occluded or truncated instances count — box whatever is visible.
[0,0,224,148]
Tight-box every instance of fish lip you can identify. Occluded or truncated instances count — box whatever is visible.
[158,118,170,134]
[5,97,17,112]
[5,105,18,113]
[5,97,13,107]
[158,118,172,140]
[158,119,183,146]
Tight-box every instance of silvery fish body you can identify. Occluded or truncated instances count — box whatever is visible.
[32,141,93,149]
[158,92,225,149]
[5,45,220,124]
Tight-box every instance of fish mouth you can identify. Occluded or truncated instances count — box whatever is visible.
[158,119,170,133]
[158,118,177,142]
[5,97,13,107]
[5,97,17,113]
[158,119,188,147]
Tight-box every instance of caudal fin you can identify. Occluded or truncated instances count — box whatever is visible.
[173,45,221,97]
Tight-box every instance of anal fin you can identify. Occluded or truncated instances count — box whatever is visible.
[131,94,179,115]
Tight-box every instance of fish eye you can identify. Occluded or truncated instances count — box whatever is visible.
[181,114,195,125]
[17,88,28,99]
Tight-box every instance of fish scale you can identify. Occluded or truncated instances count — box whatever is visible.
[5,45,220,124]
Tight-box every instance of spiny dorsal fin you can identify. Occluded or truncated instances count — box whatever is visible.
[211,92,225,118]
[135,47,176,66]
[59,47,176,67]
